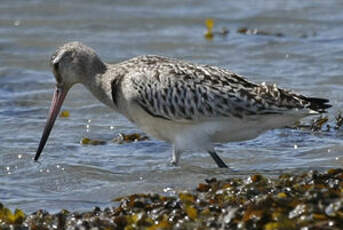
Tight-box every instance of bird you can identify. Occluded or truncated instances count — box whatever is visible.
[34,41,331,168]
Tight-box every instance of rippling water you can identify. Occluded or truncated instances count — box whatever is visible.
[1,0,343,213]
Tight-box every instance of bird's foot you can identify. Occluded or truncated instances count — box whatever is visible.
[168,159,179,167]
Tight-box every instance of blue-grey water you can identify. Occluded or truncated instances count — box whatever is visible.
[1,0,343,213]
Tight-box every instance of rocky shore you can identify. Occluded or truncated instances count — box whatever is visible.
[2,168,343,230]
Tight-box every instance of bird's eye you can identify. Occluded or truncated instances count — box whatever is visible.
[53,62,59,73]
[52,62,63,84]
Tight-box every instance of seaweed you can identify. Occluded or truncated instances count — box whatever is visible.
[113,133,149,144]
[80,133,149,146]
[334,113,343,130]
[203,19,318,40]
[3,169,343,229]
[293,113,343,132]
[0,204,25,225]
[204,18,229,40]
[80,137,106,145]
[237,27,284,37]
[59,110,70,118]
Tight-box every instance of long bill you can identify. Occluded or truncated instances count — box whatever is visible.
[34,87,68,161]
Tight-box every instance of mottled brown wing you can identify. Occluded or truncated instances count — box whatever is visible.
[130,76,303,122]
[125,55,330,122]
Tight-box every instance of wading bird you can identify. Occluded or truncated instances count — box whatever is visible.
[35,42,331,168]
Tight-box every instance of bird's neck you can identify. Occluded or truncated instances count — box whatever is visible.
[79,62,114,109]
[81,63,124,112]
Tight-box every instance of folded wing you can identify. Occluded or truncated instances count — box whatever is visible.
[127,56,331,122]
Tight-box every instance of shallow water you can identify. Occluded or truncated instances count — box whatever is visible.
[1,0,343,213]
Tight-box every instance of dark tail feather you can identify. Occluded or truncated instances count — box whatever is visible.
[304,97,332,113]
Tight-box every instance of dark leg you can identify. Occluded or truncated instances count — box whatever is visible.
[208,151,228,168]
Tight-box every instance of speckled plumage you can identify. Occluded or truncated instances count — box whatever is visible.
[42,42,331,168]
[115,55,328,122]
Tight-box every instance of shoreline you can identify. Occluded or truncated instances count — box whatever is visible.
[2,168,343,229]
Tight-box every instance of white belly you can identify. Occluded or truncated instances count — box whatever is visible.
[128,106,306,152]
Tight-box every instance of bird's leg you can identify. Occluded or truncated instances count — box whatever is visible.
[169,145,181,166]
[208,151,228,168]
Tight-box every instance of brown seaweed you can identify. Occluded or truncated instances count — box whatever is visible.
[237,27,284,37]
[113,133,149,144]
[2,169,343,229]
[204,18,229,40]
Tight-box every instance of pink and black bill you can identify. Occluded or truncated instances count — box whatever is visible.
[34,87,67,161]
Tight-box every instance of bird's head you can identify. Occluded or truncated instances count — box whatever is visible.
[50,41,105,88]
[34,42,105,161]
